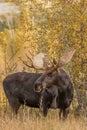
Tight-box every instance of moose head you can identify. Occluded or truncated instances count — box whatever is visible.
[34,49,75,92]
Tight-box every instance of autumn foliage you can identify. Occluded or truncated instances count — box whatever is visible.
[0,0,87,119]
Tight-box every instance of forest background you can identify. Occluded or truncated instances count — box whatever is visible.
[0,0,87,126]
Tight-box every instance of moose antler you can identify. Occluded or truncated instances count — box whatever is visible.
[19,52,48,70]
[19,49,75,73]
[43,49,76,75]
[58,49,76,67]
[19,56,37,69]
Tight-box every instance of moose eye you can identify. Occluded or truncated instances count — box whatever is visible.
[34,84,43,92]
[47,73,52,77]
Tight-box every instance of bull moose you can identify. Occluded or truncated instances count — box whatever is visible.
[3,49,75,118]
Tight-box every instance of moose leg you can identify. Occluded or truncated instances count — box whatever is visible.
[62,109,68,119]
[48,85,58,109]
[51,96,57,108]
[8,96,21,115]
[59,109,62,119]
[42,104,48,117]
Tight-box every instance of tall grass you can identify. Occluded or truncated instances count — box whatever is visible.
[0,106,87,130]
[0,84,87,130]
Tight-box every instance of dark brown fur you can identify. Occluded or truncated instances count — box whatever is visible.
[35,68,74,119]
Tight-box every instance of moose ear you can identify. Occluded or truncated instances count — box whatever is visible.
[58,49,76,67]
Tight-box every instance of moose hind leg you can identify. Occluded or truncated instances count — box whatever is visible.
[59,109,62,119]
[8,96,21,115]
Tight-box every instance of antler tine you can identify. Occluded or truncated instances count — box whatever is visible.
[25,53,33,64]
[28,50,34,57]
[53,58,57,65]
[19,57,34,68]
